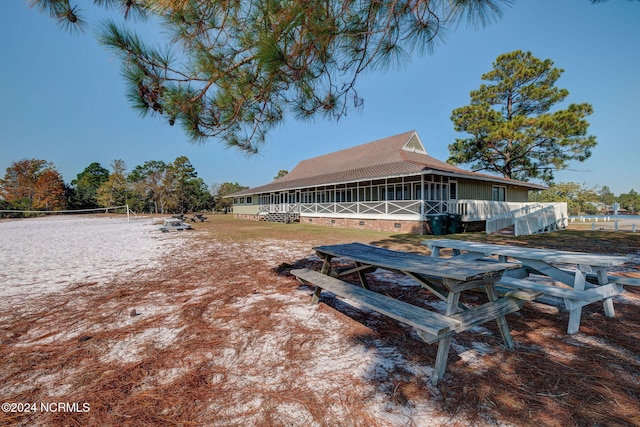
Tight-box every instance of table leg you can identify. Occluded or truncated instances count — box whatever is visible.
[484,282,515,349]
[319,255,333,275]
[312,255,334,304]
[355,262,371,290]
[596,267,616,317]
[567,266,588,334]
[432,288,460,385]
[311,286,322,304]
[432,336,452,386]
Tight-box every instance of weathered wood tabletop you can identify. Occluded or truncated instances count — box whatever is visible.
[424,238,636,334]
[311,242,530,384]
[424,239,632,266]
[314,242,518,279]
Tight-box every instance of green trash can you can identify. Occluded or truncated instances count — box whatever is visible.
[447,213,462,234]
[427,214,447,235]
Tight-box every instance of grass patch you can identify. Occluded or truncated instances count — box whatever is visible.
[197,214,640,256]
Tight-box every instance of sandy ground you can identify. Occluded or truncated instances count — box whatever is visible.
[0,216,189,298]
[1,215,639,426]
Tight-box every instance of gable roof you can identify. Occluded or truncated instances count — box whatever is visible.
[230,131,546,196]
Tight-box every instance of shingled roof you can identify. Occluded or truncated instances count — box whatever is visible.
[230,131,546,196]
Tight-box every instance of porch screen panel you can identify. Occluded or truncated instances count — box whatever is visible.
[449,182,458,200]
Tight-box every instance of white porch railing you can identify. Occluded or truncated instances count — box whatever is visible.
[258,200,567,235]
[485,203,543,234]
[515,205,552,236]
[359,201,387,215]
[514,204,568,236]
[485,202,568,236]
[450,200,534,221]
[265,201,424,216]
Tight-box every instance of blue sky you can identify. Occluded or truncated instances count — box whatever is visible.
[1,1,639,195]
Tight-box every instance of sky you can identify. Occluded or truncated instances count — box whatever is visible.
[1,1,639,196]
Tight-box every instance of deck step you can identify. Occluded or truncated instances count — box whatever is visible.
[257,212,300,223]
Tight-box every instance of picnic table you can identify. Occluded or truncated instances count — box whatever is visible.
[291,242,537,385]
[424,239,638,334]
[190,213,208,222]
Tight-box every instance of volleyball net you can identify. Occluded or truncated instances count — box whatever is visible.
[0,205,131,219]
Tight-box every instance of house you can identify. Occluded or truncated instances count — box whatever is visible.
[228,131,565,235]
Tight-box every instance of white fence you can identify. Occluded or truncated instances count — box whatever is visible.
[265,200,521,218]
[485,204,542,234]
[514,205,563,236]
[451,200,535,221]
[485,202,568,236]
[268,200,423,217]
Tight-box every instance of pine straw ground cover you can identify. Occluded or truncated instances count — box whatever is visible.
[1,215,639,426]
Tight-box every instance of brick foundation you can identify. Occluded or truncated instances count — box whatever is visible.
[231,214,478,235]
[299,216,427,235]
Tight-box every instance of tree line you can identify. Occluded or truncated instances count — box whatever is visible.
[530,182,640,216]
[0,157,248,216]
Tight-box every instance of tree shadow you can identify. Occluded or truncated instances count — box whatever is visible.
[276,255,640,426]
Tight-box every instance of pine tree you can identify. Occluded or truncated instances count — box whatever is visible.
[448,50,597,183]
[128,160,168,213]
[70,162,110,209]
[29,0,511,153]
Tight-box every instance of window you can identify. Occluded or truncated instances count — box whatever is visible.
[372,186,381,201]
[246,196,252,204]
[449,182,457,200]
[492,186,506,201]
[441,184,448,201]
[413,183,423,200]
[302,191,314,203]
[335,187,352,202]
[430,183,443,201]
[386,187,395,201]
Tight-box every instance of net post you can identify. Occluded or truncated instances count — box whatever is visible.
[127,204,130,221]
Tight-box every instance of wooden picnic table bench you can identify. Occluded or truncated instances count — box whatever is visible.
[424,239,637,334]
[292,242,538,385]
[190,213,208,222]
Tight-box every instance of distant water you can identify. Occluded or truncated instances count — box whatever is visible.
[569,215,640,221]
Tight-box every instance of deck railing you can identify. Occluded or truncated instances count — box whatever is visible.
[258,200,567,233]
[450,200,534,221]
[514,204,568,236]
[485,203,543,234]
[484,202,568,236]
[267,200,424,217]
